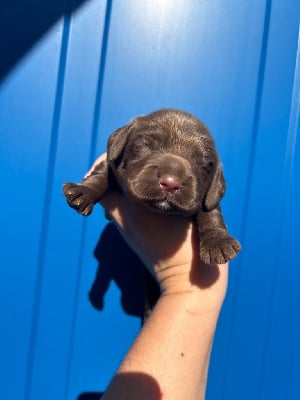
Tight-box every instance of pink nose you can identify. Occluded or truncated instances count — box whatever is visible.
[159,176,182,193]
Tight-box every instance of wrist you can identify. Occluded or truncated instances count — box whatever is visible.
[156,262,228,316]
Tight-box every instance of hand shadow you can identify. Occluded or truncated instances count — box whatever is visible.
[78,372,162,400]
[89,222,160,320]
[78,393,103,400]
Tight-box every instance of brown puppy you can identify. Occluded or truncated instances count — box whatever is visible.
[63,109,241,265]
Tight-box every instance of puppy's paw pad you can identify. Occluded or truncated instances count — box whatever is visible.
[63,183,95,216]
[200,231,241,265]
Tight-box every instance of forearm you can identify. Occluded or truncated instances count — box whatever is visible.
[102,280,225,400]
[99,192,228,399]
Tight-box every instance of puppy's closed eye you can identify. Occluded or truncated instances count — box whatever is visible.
[203,161,215,173]
[131,134,160,153]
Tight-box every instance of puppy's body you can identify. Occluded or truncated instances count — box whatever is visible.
[64,109,241,265]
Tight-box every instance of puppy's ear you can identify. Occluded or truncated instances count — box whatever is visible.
[107,124,131,161]
[203,162,226,211]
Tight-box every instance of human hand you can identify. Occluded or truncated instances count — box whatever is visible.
[90,154,228,312]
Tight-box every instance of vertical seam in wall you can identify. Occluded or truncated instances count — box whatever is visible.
[64,1,114,398]
[89,0,114,164]
[256,26,300,399]
[238,0,272,264]
[220,0,272,398]
[64,217,88,399]
[24,9,71,400]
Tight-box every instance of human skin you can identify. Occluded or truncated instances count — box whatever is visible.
[87,155,228,400]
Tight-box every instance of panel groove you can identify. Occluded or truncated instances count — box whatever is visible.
[236,0,272,259]
[64,219,88,399]
[24,10,71,400]
[257,26,300,398]
[64,1,114,397]
[220,0,273,397]
[89,0,113,164]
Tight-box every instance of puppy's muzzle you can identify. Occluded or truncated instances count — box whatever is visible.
[125,153,199,215]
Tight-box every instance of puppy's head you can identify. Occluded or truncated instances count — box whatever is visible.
[107,109,225,216]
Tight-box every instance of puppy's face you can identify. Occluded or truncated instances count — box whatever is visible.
[108,109,225,216]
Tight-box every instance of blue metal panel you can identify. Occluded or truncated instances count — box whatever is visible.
[260,49,300,399]
[27,3,111,399]
[0,0,299,399]
[216,1,300,398]
[0,19,64,400]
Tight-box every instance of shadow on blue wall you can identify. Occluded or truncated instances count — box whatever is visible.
[78,393,103,400]
[90,222,161,318]
[0,0,88,80]
[90,223,147,319]
[77,373,162,399]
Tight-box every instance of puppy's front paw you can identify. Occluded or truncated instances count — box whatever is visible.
[63,183,96,216]
[200,230,241,265]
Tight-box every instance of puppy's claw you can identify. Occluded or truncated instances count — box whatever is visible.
[200,230,241,265]
[82,204,94,216]
[63,182,95,216]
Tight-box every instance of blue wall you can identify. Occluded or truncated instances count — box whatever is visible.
[0,1,299,399]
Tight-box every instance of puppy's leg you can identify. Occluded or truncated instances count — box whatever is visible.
[196,206,241,265]
[63,160,109,216]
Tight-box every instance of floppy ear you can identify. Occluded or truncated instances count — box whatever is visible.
[107,124,131,161]
[203,162,226,211]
